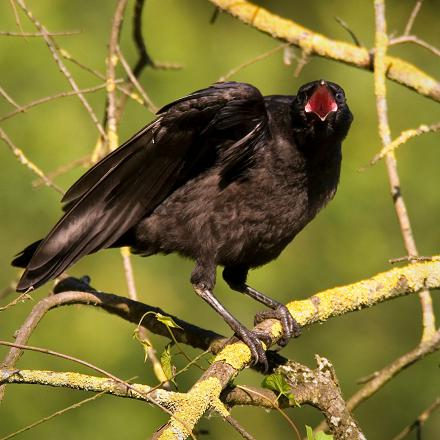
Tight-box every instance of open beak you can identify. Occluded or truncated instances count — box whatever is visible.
[304,80,338,121]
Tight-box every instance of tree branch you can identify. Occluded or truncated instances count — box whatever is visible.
[208,0,440,102]
[373,0,436,343]
[152,259,440,439]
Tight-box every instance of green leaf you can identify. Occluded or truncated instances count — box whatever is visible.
[160,344,177,386]
[156,313,183,330]
[261,373,291,395]
[315,431,333,440]
[305,426,333,440]
[132,328,152,363]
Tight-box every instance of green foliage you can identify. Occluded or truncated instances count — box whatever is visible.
[305,425,333,440]
[160,343,177,387]
[261,373,300,407]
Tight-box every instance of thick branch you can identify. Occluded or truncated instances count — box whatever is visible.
[208,0,440,102]
[152,260,440,439]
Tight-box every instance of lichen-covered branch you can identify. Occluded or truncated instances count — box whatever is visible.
[279,357,365,440]
[373,0,436,343]
[152,260,440,439]
[208,0,440,102]
[370,121,440,165]
[315,327,440,433]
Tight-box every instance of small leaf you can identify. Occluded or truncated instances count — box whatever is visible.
[132,328,152,363]
[160,344,176,386]
[156,313,183,330]
[305,426,333,440]
[315,431,333,440]
[262,373,291,396]
[306,425,314,440]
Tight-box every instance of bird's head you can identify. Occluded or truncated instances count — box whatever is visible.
[293,79,353,144]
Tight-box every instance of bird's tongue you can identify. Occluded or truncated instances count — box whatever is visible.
[305,85,338,121]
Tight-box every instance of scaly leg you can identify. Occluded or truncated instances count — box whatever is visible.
[191,260,269,369]
[223,266,301,346]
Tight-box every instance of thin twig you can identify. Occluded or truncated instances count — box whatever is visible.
[368,121,440,166]
[32,155,91,189]
[59,50,147,107]
[373,0,436,343]
[403,0,423,36]
[8,0,25,37]
[392,396,440,440]
[389,255,440,264]
[0,127,64,194]
[0,85,20,109]
[116,46,157,113]
[105,0,129,153]
[219,43,288,82]
[236,386,301,440]
[0,83,116,123]
[224,416,256,440]
[334,16,362,47]
[0,293,32,312]
[0,391,106,440]
[389,35,440,58]
[15,0,108,141]
[0,30,81,37]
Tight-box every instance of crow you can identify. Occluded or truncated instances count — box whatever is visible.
[12,79,353,368]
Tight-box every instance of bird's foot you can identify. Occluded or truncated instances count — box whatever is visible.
[233,325,270,371]
[254,304,301,347]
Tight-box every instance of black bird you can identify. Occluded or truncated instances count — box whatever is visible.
[12,80,353,368]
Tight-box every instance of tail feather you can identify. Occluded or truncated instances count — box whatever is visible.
[12,240,42,269]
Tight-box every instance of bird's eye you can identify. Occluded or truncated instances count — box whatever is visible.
[335,92,344,102]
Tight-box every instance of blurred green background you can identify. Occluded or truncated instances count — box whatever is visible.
[1,1,439,438]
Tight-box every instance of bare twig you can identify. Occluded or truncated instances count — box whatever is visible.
[392,396,440,440]
[0,293,32,312]
[0,85,20,108]
[224,416,256,440]
[219,43,288,82]
[8,0,25,36]
[235,386,301,439]
[132,0,153,74]
[389,35,440,58]
[32,155,91,189]
[334,16,362,47]
[0,30,81,37]
[0,127,64,194]
[116,46,157,113]
[0,391,106,440]
[0,83,116,123]
[389,255,440,264]
[15,0,108,141]
[105,0,129,153]
[403,0,423,36]
[368,121,440,166]
[373,0,436,343]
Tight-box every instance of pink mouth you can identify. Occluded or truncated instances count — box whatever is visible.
[305,83,338,121]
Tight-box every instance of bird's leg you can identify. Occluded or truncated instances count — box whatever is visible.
[191,260,269,369]
[223,266,300,347]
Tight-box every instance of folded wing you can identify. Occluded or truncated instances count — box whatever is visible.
[15,82,269,291]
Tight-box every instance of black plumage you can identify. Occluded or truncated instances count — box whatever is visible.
[13,80,353,368]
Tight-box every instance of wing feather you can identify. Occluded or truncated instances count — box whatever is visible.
[16,82,269,291]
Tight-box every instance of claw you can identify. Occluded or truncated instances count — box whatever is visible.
[254,304,300,347]
[233,326,269,371]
